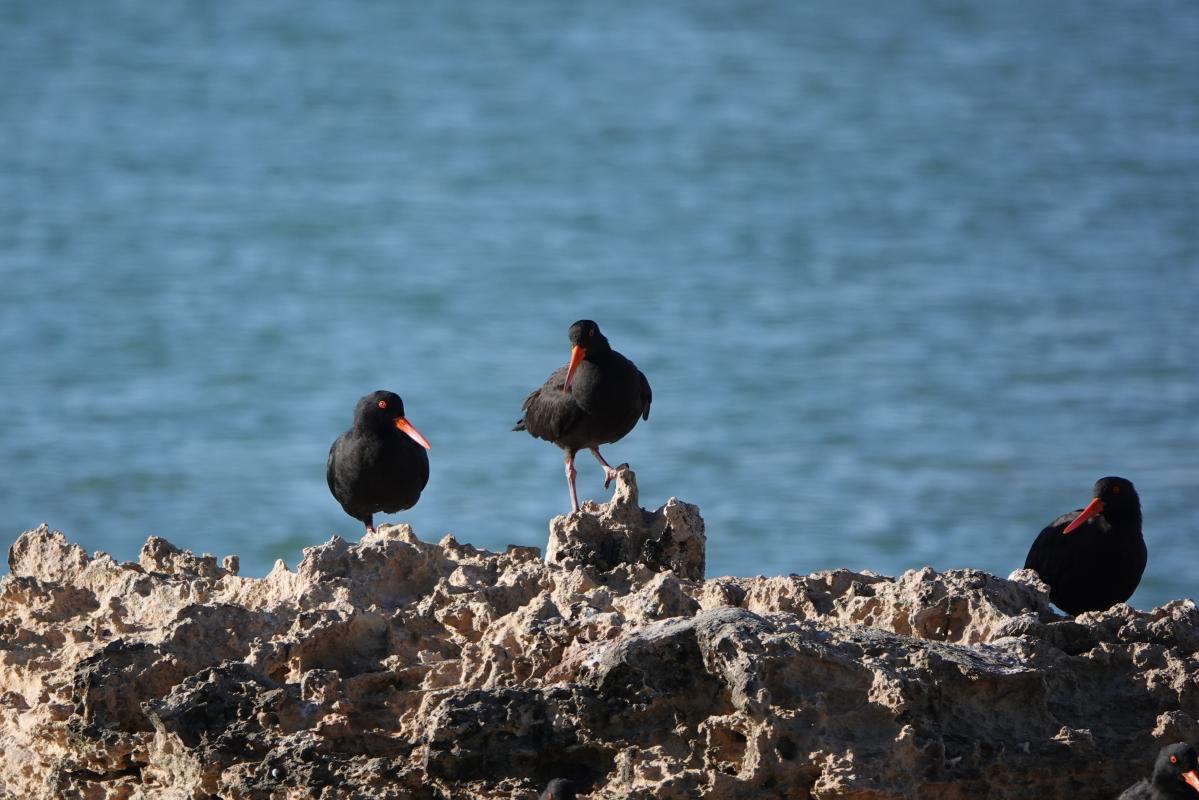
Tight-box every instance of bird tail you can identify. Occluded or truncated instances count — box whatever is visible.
[512,418,526,431]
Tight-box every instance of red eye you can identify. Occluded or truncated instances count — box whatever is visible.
[1171,755,1178,764]
[377,400,387,409]
[1112,485,1121,494]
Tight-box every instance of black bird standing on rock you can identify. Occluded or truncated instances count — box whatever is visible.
[539,778,578,800]
[1023,476,1147,616]
[514,320,652,513]
[327,390,431,534]
[1118,742,1199,799]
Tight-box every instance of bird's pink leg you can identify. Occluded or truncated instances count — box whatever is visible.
[588,447,623,488]
[565,451,580,512]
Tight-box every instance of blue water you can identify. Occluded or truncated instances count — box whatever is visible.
[3,2,1197,609]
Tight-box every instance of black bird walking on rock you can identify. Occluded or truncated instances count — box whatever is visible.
[515,320,651,512]
[327,390,431,533]
[1023,476,1147,616]
[539,778,578,800]
[1118,742,1199,799]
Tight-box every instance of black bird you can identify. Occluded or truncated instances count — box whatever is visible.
[514,320,651,512]
[539,778,578,800]
[1119,742,1199,799]
[327,390,431,533]
[1023,476,1147,616]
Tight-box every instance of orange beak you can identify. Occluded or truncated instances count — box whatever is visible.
[1062,497,1104,535]
[394,417,431,450]
[563,345,586,393]
[1184,770,1199,793]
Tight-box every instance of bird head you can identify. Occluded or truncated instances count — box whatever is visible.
[1154,742,1199,794]
[539,778,578,800]
[564,320,609,392]
[355,390,431,450]
[1062,475,1138,534]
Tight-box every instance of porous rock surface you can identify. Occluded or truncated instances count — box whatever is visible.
[1,470,1196,799]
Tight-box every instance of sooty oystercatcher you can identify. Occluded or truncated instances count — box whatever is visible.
[514,320,652,513]
[1023,476,1146,616]
[539,778,578,800]
[1118,742,1199,799]
[327,390,431,533]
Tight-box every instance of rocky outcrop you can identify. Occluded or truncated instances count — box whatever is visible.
[0,470,1195,799]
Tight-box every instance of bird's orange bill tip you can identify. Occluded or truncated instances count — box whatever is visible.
[394,417,432,450]
[1185,770,1199,793]
[1062,497,1105,535]
[563,344,586,392]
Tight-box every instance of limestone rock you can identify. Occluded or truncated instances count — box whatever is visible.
[546,468,705,581]
[0,478,1195,799]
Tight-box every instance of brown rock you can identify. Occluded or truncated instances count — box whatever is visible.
[0,474,1195,799]
[546,468,705,581]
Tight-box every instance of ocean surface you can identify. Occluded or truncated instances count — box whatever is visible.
[3,2,1197,610]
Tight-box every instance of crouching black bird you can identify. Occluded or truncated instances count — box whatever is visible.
[327,390,431,533]
[539,778,578,800]
[1023,476,1146,616]
[514,320,651,512]
[1118,742,1199,799]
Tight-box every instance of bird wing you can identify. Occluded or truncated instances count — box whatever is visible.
[516,366,584,442]
[1023,511,1078,583]
[1114,778,1151,800]
[326,437,340,497]
[638,368,652,421]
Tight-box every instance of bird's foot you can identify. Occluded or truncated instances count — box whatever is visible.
[603,463,629,489]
